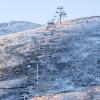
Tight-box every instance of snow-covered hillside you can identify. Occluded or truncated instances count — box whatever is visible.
[0,16,100,100]
[0,21,41,35]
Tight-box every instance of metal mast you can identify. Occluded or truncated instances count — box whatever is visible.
[36,63,39,85]
[56,6,67,24]
[46,6,67,30]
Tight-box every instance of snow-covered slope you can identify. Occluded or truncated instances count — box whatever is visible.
[0,16,100,99]
[0,21,41,35]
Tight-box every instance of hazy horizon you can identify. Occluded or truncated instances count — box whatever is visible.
[0,0,100,24]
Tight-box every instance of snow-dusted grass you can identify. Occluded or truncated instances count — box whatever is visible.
[0,76,27,88]
[0,16,100,99]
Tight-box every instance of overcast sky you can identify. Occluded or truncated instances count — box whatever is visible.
[0,0,100,24]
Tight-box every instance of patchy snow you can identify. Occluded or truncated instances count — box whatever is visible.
[0,76,27,88]
[0,21,41,35]
[0,16,100,99]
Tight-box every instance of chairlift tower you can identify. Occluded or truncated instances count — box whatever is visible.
[46,6,67,30]
[56,6,67,24]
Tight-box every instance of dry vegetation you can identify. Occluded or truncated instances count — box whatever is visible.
[30,86,100,100]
